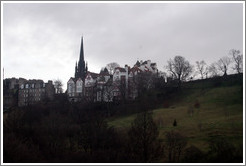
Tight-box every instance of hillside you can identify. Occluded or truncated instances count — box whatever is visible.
[108,77,243,160]
[3,74,243,163]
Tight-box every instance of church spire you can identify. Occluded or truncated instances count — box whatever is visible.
[76,36,86,80]
[79,37,84,63]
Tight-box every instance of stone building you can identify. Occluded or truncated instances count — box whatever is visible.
[66,37,160,103]
[67,37,88,102]
[18,80,55,106]
[3,77,55,107]
[3,77,26,109]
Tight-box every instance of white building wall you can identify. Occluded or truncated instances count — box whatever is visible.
[85,74,96,87]
[67,79,75,97]
[76,79,83,93]
[113,69,127,82]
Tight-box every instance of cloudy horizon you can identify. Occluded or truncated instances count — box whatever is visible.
[2,2,244,87]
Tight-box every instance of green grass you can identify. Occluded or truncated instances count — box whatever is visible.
[108,85,243,153]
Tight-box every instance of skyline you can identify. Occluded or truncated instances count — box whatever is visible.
[2,2,244,86]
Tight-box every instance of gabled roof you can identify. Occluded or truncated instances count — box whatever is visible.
[135,60,141,67]
[130,66,142,73]
[86,71,99,79]
[68,77,77,83]
[142,61,148,65]
[68,77,83,83]
[99,69,110,76]
[151,63,156,66]
[114,67,126,73]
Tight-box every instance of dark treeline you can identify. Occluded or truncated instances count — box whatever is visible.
[3,74,243,163]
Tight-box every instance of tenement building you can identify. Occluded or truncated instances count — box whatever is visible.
[3,77,55,108]
[3,77,26,109]
[18,80,55,106]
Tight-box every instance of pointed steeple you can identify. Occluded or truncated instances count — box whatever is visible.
[76,36,86,80]
[79,37,84,63]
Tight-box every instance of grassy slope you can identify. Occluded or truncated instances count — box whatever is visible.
[108,84,243,153]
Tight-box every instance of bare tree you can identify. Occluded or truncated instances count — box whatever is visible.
[128,111,163,162]
[166,56,193,86]
[195,60,208,79]
[229,49,243,74]
[114,78,127,102]
[216,56,231,76]
[54,79,63,94]
[106,62,120,75]
[208,63,219,77]
[131,72,155,98]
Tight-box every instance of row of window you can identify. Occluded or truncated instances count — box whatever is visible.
[21,89,45,93]
[68,85,82,93]
[23,93,42,97]
[20,83,46,89]
[22,98,41,102]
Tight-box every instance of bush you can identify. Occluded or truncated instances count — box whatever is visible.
[207,136,242,162]
[183,145,204,162]
[173,119,177,127]
[165,131,187,162]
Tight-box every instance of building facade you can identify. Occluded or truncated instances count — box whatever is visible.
[18,80,55,106]
[67,38,161,103]
[3,77,27,109]
[3,77,55,108]
[67,37,88,102]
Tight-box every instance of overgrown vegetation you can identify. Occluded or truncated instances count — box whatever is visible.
[3,74,243,163]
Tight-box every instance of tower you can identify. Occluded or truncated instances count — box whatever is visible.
[75,37,87,80]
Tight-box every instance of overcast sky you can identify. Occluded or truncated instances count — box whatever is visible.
[2,2,244,86]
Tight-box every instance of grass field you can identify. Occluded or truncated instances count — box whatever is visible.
[108,84,243,153]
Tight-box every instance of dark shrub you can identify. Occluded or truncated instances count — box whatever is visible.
[183,145,204,162]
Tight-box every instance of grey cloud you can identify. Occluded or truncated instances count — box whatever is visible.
[2,2,243,85]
